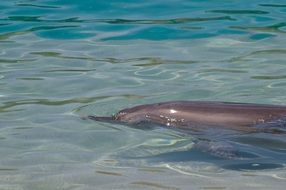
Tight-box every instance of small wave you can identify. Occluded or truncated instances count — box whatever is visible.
[208,10,269,14]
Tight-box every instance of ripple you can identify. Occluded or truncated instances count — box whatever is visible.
[250,49,286,55]
[131,181,179,190]
[133,58,197,67]
[199,68,248,74]
[268,81,286,88]
[259,4,286,8]
[250,33,275,40]
[30,51,94,61]
[0,168,18,171]
[0,96,112,112]
[230,22,286,33]
[0,58,36,64]
[16,3,60,9]
[8,16,42,22]
[17,77,44,81]
[164,163,218,177]
[229,49,286,63]
[3,16,83,23]
[1,0,286,188]
[93,16,236,24]
[251,75,286,80]
[3,16,235,25]
[202,187,226,190]
[0,31,30,40]
[122,138,194,158]
[0,25,79,40]
[96,170,123,176]
[43,68,97,73]
[0,23,10,26]
[134,68,181,81]
[208,10,269,14]
[30,25,79,32]
[235,136,286,151]
[31,52,188,66]
[223,163,284,171]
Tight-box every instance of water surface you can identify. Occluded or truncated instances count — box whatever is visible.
[1,0,286,189]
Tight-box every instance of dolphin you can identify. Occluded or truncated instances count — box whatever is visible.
[88,101,286,133]
[87,101,286,162]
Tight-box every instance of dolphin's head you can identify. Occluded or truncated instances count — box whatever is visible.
[114,104,150,124]
[87,106,147,124]
[114,103,178,127]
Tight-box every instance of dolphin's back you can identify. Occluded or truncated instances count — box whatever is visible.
[115,101,286,131]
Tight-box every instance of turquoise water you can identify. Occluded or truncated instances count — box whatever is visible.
[1,0,286,189]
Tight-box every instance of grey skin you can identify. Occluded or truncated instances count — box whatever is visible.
[88,101,286,133]
[88,101,286,160]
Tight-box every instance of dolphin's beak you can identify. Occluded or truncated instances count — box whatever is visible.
[87,115,115,122]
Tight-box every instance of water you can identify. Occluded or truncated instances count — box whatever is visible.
[1,0,286,189]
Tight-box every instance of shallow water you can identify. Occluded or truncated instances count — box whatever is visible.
[1,0,286,189]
